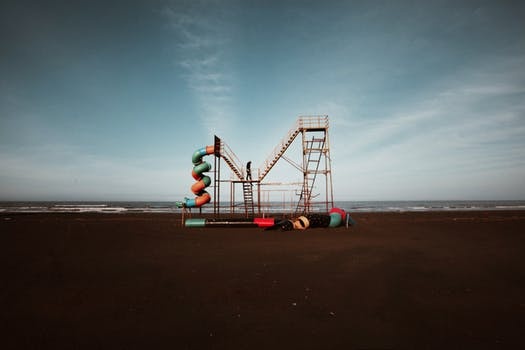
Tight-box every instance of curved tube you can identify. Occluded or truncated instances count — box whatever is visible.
[176,145,214,208]
[328,207,346,227]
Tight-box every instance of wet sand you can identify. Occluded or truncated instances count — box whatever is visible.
[1,211,525,349]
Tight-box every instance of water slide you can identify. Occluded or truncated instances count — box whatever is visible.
[176,145,215,208]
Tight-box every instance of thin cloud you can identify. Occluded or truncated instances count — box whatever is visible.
[163,3,236,138]
[351,56,524,151]
[332,54,525,200]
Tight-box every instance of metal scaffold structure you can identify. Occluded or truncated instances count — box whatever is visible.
[184,116,334,217]
[256,115,334,214]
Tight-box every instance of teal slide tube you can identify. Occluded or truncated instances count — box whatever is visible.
[185,218,206,227]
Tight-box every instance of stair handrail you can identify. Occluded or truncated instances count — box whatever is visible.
[258,120,301,181]
[220,139,245,180]
[257,115,328,181]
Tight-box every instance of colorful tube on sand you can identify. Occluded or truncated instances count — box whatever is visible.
[184,208,355,229]
[176,145,214,208]
[185,218,276,228]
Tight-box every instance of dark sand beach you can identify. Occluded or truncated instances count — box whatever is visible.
[2,211,525,349]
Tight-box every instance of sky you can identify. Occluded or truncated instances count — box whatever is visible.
[1,0,524,201]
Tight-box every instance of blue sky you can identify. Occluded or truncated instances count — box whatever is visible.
[1,0,524,201]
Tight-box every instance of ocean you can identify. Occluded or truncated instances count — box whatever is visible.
[1,200,525,214]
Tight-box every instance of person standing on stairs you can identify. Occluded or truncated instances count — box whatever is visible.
[246,161,252,181]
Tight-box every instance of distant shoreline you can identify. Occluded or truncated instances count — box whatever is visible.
[1,200,525,214]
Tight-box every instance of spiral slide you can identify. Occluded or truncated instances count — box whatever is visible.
[176,145,215,208]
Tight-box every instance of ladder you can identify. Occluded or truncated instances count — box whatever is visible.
[242,182,255,217]
[296,136,326,213]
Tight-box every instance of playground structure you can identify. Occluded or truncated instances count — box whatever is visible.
[176,115,335,219]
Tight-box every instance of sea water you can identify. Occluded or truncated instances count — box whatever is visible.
[1,200,524,214]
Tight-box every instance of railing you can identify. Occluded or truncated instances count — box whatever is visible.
[220,139,244,180]
[297,115,329,130]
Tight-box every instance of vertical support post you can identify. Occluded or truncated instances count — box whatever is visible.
[214,135,221,216]
[325,124,334,211]
[230,181,234,214]
[213,154,217,216]
[301,127,307,212]
[257,181,261,216]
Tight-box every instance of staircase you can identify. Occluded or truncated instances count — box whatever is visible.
[258,116,328,181]
[217,137,256,216]
[219,139,244,180]
[242,182,255,217]
[258,129,300,181]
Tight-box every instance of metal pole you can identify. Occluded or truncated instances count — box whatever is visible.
[214,135,221,217]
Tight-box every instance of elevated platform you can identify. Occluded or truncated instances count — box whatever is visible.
[204,116,334,216]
